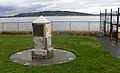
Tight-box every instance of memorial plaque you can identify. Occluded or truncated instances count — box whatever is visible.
[32,24,44,36]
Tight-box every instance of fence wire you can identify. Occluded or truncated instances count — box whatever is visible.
[0,21,100,32]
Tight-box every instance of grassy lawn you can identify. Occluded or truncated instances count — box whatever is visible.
[0,35,120,73]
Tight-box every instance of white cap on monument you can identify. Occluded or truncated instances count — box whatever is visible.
[33,15,50,24]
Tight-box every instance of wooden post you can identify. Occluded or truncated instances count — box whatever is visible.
[104,9,107,36]
[100,10,101,31]
[116,8,119,44]
[105,9,107,35]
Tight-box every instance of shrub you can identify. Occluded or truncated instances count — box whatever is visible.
[0,31,32,35]
[52,31,99,36]
[0,31,99,36]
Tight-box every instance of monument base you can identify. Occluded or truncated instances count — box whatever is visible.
[31,47,53,60]
[9,48,76,66]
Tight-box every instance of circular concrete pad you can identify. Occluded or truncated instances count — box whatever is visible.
[9,49,76,66]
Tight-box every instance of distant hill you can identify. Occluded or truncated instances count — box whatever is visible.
[12,11,95,17]
[0,11,98,18]
[0,16,8,18]
[1,11,120,18]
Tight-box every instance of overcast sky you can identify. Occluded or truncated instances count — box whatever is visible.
[0,0,120,16]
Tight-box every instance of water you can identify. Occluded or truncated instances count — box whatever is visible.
[0,16,100,22]
[0,16,101,31]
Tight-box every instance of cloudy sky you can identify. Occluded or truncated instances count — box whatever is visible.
[0,0,120,16]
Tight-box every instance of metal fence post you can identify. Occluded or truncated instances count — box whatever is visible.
[51,21,53,31]
[88,21,90,31]
[17,22,19,31]
[2,22,4,31]
[69,21,71,31]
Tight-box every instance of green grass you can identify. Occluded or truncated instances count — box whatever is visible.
[0,35,120,73]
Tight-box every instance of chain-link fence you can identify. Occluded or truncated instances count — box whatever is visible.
[0,21,100,32]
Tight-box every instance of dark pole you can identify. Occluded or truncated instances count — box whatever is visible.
[100,10,101,31]
[116,8,119,44]
[104,9,107,36]
[110,9,113,40]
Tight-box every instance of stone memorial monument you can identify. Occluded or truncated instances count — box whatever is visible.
[9,16,76,66]
[32,16,53,59]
